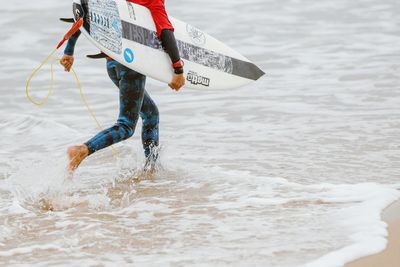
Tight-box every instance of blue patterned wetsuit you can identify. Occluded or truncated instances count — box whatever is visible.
[65,32,159,158]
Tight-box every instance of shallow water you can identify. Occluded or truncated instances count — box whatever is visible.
[0,0,399,266]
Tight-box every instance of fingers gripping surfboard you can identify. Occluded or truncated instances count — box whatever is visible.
[72,0,265,90]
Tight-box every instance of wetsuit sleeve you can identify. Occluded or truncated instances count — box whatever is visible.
[160,29,183,74]
[64,30,81,56]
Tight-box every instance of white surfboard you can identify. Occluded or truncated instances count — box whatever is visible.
[72,0,265,90]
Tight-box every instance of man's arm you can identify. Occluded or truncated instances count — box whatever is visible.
[160,29,185,90]
[60,30,81,72]
[161,29,182,73]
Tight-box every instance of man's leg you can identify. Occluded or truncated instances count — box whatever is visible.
[67,61,146,172]
[140,90,160,162]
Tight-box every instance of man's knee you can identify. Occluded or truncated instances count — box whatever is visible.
[116,121,135,140]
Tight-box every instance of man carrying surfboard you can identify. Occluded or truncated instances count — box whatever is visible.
[61,0,185,173]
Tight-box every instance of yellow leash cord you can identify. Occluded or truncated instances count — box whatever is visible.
[25,50,120,160]
[25,48,57,106]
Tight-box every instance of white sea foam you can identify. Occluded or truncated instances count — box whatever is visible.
[303,184,400,267]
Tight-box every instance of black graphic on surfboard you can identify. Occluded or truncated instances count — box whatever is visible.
[121,21,264,81]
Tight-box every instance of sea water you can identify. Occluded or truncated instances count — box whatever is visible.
[0,0,399,266]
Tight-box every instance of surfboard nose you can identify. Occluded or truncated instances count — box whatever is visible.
[253,64,266,80]
[233,60,266,81]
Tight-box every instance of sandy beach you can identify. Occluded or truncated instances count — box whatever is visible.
[346,199,400,267]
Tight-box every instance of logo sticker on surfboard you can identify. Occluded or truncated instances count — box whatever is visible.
[124,48,135,63]
[187,71,210,87]
[186,24,206,46]
[88,0,122,54]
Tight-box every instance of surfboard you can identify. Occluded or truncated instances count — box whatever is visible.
[71,0,265,90]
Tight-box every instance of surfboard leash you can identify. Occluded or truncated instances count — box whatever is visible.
[25,18,120,160]
[26,18,83,107]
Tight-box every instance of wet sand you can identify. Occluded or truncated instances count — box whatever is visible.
[346,200,400,267]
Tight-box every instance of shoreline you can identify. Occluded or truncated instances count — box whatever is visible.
[345,199,400,267]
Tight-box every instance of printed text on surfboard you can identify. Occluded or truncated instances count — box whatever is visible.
[186,71,210,87]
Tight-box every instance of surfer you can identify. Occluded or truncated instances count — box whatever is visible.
[61,0,185,173]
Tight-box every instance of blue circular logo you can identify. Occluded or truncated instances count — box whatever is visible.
[124,48,135,63]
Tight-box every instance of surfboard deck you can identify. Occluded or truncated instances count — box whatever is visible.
[72,0,265,90]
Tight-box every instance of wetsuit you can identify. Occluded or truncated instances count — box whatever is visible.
[65,0,183,160]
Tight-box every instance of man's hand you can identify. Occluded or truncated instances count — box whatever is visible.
[60,55,74,72]
[168,73,185,91]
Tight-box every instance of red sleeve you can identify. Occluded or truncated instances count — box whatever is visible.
[127,0,174,37]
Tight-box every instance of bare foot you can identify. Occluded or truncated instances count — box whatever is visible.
[67,145,89,174]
